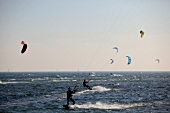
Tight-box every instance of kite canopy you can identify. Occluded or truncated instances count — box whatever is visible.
[110,59,114,64]
[126,56,131,65]
[113,47,118,53]
[155,59,160,63]
[140,30,144,38]
[21,41,27,54]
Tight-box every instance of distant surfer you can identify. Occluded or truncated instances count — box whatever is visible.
[67,86,77,105]
[83,79,92,90]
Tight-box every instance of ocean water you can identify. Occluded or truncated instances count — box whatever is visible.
[0,72,170,113]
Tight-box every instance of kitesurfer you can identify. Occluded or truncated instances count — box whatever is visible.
[67,86,77,105]
[83,79,92,90]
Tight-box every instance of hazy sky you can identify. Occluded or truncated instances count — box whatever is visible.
[0,0,170,72]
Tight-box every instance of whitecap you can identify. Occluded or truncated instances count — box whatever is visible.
[0,81,30,84]
[9,79,16,81]
[71,101,165,110]
[52,79,70,82]
[89,72,96,76]
[76,86,111,95]
[31,78,46,81]
[92,86,111,92]
[112,74,123,77]
[90,74,95,76]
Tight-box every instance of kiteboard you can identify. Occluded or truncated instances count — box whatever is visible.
[63,105,74,109]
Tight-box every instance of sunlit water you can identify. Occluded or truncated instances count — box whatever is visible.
[0,72,170,113]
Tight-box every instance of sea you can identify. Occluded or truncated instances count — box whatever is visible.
[0,71,170,113]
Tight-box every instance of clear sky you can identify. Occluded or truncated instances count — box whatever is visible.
[0,0,170,72]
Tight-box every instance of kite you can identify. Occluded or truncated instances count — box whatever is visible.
[113,47,118,53]
[140,30,144,38]
[110,59,114,64]
[126,56,131,65]
[155,59,160,63]
[21,41,27,54]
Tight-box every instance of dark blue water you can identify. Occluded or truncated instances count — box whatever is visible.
[0,72,170,113]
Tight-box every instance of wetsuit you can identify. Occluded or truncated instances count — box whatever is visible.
[83,80,92,90]
[67,87,75,105]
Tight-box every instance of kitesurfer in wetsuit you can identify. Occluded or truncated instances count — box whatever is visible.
[67,86,77,105]
[83,79,92,90]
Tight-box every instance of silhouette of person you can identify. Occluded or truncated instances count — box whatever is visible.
[67,87,76,105]
[83,79,92,90]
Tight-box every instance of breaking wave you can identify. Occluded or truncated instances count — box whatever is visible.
[70,101,168,110]
[0,80,30,84]
[76,86,111,95]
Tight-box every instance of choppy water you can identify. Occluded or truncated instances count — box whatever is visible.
[0,72,170,113]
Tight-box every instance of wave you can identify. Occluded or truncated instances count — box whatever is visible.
[111,74,124,77]
[31,77,72,82]
[76,86,111,95]
[92,86,111,92]
[89,72,96,76]
[89,74,95,76]
[31,77,50,81]
[0,80,30,84]
[52,79,70,82]
[70,101,169,110]
[52,77,77,82]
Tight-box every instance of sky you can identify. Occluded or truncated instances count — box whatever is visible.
[0,0,170,72]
